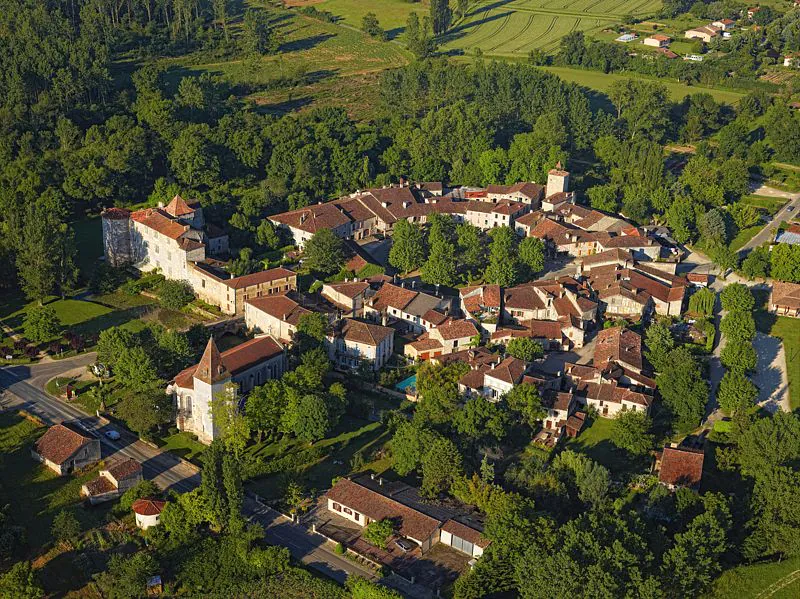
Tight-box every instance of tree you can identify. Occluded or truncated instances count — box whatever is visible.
[484,227,520,287]
[361,13,386,40]
[644,321,675,372]
[303,229,345,277]
[245,380,286,442]
[242,9,278,55]
[23,305,60,344]
[519,237,545,274]
[456,223,484,279]
[347,576,403,599]
[97,552,158,599]
[720,283,754,312]
[717,371,757,415]
[119,480,160,512]
[296,312,329,342]
[608,79,670,141]
[391,422,438,476]
[118,387,173,436]
[505,383,545,428]
[720,342,757,373]
[612,410,654,455]
[741,246,770,280]
[506,338,544,363]
[222,452,244,530]
[430,0,452,34]
[657,347,708,434]
[662,494,732,596]
[551,450,610,508]
[256,220,281,250]
[720,311,755,343]
[405,12,437,58]
[389,220,425,274]
[587,184,619,212]
[363,519,394,549]
[688,287,716,317]
[421,438,463,497]
[421,237,458,287]
[770,243,800,283]
[168,123,220,187]
[0,562,43,599]
[158,280,194,310]
[51,510,80,545]
[291,394,331,442]
[210,383,251,457]
[699,208,728,246]
[454,398,508,445]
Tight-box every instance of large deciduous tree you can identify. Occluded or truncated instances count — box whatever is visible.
[389,219,426,274]
[302,229,345,277]
[656,347,708,434]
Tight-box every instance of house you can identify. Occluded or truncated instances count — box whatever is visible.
[81,458,143,504]
[684,25,720,43]
[655,47,679,59]
[542,390,578,431]
[321,281,371,317]
[460,285,502,332]
[327,318,394,371]
[32,422,101,475]
[459,356,527,400]
[655,445,705,489]
[644,34,671,48]
[244,293,312,342]
[132,498,167,529]
[464,200,530,232]
[586,264,688,317]
[593,327,644,373]
[747,7,760,19]
[491,320,569,352]
[770,281,800,318]
[188,263,297,315]
[776,224,800,245]
[784,53,800,68]
[405,319,479,360]
[577,380,652,417]
[324,476,489,558]
[364,283,450,334]
[711,18,735,31]
[486,182,544,206]
[169,336,286,444]
[687,273,710,287]
[616,33,637,42]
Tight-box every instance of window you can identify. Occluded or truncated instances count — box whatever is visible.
[343,507,352,515]
[332,503,341,512]
[354,512,360,521]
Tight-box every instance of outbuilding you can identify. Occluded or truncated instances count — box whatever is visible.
[132,498,167,529]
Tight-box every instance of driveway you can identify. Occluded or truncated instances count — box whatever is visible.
[751,332,791,413]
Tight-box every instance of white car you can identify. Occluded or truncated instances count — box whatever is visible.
[104,430,121,441]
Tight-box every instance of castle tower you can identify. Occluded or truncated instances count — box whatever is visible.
[191,337,232,443]
[546,162,570,198]
[101,208,133,267]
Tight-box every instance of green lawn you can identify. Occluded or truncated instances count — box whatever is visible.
[0,412,112,550]
[564,415,649,477]
[245,416,389,501]
[742,194,788,215]
[729,225,763,252]
[709,555,800,599]
[311,0,422,33]
[542,66,745,104]
[155,431,207,464]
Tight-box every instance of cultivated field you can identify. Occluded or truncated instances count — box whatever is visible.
[442,0,662,56]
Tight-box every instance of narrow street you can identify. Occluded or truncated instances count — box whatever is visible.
[738,186,800,255]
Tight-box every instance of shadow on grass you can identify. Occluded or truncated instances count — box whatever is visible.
[279,33,336,54]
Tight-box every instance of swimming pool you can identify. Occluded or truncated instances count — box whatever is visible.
[395,374,417,393]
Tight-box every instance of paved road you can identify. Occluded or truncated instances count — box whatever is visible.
[739,190,800,254]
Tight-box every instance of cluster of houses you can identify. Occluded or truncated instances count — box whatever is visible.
[684,18,735,44]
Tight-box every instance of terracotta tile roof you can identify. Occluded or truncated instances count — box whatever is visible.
[225,267,296,290]
[593,327,643,371]
[417,182,443,192]
[84,476,116,496]
[102,207,131,220]
[656,48,678,58]
[566,412,587,434]
[504,285,546,311]
[486,356,527,384]
[580,248,634,268]
[459,367,490,390]
[131,208,189,240]
[422,309,449,326]
[105,458,142,481]
[164,195,195,217]
[408,338,443,352]
[435,346,498,368]
[324,281,370,299]
[245,294,311,324]
[545,391,575,412]
[529,218,596,246]
[441,519,491,548]
[650,34,671,41]
[174,335,284,388]
[524,319,564,340]
[434,319,478,341]
[598,235,659,249]
[659,446,704,487]
[177,237,204,252]
[515,211,545,228]
[465,200,525,216]
[326,478,441,542]
[270,202,352,234]
[339,318,393,346]
[132,498,167,516]
[369,283,418,312]
[687,273,709,283]
[772,281,800,310]
[34,423,96,466]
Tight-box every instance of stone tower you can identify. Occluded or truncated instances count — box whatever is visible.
[101,208,133,267]
[546,162,570,198]
[191,337,232,443]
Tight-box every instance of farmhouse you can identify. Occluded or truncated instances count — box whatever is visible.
[684,25,720,43]
[82,458,143,504]
[169,336,286,444]
[586,264,688,317]
[32,422,101,475]
[459,356,528,400]
[711,18,735,30]
[655,445,705,489]
[770,281,800,318]
[644,34,671,48]
[321,281,371,317]
[405,318,479,360]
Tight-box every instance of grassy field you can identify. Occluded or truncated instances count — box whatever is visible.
[564,415,649,477]
[303,0,425,33]
[710,555,800,599]
[742,194,788,215]
[729,225,763,252]
[543,66,745,104]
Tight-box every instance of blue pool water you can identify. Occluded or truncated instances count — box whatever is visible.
[395,374,417,393]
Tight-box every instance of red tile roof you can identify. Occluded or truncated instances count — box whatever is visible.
[772,281,800,310]
[593,327,643,371]
[174,336,284,388]
[132,498,167,516]
[245,294,311,324]
[164,195,195,217]
[102,207,131,220]
[225,267,296,290]
[441,519,491,548]
[34,423,96,466]
[659,446,704,487]
[369,283,418,312]
[434,319,478,341]
[339,319,393,346]
[105,458,142,481]
[324,281,370,300]
[130,208,189,240]
[326,478,441,542]
[84,476,116,495]
[486,356,527,384]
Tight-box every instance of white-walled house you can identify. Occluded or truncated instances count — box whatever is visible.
[326,318,394,372]
[32,423,101,476]
[244,294,312,342]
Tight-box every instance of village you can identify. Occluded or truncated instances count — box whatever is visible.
[3,162,789,596]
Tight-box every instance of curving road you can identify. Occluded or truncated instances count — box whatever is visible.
[738,188,800,255]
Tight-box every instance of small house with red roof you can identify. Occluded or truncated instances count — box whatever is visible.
[404,319,479,360]
[655,445,705,489]
[169,336,286,444]
[133,498,167,529]
[81,458,143,504]
[32,422,101,475]
[327,318,395,371]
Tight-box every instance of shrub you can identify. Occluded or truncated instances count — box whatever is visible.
[363,519,394,549]
[158,280,194,310]
[334,542,346,555]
